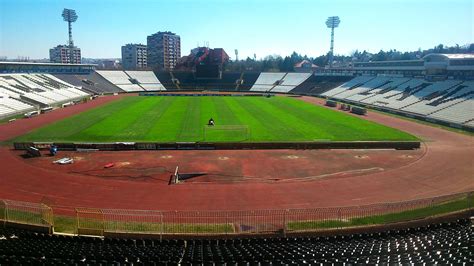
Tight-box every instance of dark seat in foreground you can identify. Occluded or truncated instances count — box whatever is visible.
[0,219,471,264]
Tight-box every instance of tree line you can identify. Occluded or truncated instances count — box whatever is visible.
[224,43,474,72]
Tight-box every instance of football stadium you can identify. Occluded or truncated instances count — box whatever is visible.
[0,2,473,264]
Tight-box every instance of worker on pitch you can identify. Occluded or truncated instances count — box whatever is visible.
[49,145,58,156]
[208,118,215,126]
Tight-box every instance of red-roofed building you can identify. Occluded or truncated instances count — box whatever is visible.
[294,60,319,72]
[176,47,229,71]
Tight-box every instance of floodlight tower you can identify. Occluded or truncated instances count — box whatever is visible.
[325,16,340,68]
[62,8,78,64]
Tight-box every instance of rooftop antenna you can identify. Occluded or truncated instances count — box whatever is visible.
[325,16,340,68]
[62,8,78,64]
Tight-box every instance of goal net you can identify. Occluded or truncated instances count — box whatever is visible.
[203,125,250,142]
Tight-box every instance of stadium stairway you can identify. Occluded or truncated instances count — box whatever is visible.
[235,72,245,90]
[237,72,260,91]
[155,71,179,90]
[169,71,196,90]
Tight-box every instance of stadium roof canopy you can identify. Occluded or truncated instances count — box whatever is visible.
[0,61,96,74]
[0,61,96,67]
[294,60,318,68]
[423,53,474,61]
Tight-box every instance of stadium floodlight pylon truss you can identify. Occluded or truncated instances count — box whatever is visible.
[325,16,340,68]
[62,8,78,64]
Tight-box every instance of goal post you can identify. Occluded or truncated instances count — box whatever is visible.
[203,125,250,142]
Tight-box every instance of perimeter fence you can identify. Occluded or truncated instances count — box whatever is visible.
[0,199,53,228]
[1,191,472,237]
[13,140,421,151]
[75,191,473,236]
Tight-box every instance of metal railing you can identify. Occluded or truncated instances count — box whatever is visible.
[74,191,473,236]
[1,191,472,237]
[0,199,53,227]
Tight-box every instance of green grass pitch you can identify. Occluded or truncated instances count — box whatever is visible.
[13,96,418,142]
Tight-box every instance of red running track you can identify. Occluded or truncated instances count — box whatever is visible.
[0,95,472,212]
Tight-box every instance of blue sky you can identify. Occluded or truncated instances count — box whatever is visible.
[0,0,472,60]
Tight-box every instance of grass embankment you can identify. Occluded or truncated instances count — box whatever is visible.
[287,195,473,231]
[0,113,26,124]
[54,216,233,235]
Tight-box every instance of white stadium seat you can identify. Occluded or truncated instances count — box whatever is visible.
[96,71,134,85]
[280,73,312,86]
[321,75,375,97]
[428,97,474,124]
[116,84,144,92]
[0,74,90,108]
[96,71,149,92]
[270,73,312,93]
[139,84,166,91]
[0,94,35,118]
[250,72,286,91]
[125,71,166,91]
[125,71,160,84]
[322,76,474,128]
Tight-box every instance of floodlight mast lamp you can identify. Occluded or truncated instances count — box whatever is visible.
[62,8,78,64]
[326,16,340,68]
